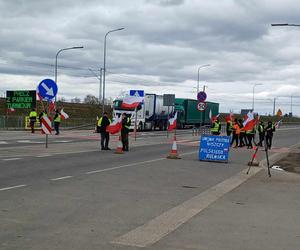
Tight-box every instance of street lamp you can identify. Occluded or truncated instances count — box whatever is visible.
[252,83,263,111]
[89,68,103,104]
[197,64,210,94]
[55,46,84,102]
[102,27,125,114]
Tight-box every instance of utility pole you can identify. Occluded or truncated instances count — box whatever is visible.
[273,97,276,116]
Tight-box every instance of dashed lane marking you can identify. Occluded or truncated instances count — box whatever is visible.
[0,185,27,192]
[36,154,52,158]
[50,176,73,181]
[17,140,43,144]
[2,158,23,161]
[86,151,198,175]
[0,141,8,144]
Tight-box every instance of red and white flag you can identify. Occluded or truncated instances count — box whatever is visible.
[60,109,69,120]
[121,96,144,109]
[168,112,177,131]
[275,119,282,129]
[243,111,257,131]
[225,112,233,122]
[106,116,122,134]
[7,108,16,113]
[210,112,220,122]
[41,116,52,134]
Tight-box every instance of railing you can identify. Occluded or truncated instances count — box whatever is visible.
[0,115,96,130]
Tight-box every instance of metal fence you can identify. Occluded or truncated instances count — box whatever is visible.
[0,115,96,130]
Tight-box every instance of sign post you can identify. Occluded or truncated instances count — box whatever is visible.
[199,135,230,163]
[37,79,58,148]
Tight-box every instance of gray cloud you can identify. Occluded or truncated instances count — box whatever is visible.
[0,0,300,115]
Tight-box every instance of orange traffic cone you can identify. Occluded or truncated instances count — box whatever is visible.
[167,135,181,159]
[115,135,124,154]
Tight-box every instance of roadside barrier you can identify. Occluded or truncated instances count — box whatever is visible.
[247,146,259,173]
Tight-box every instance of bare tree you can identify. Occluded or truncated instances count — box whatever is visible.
[84,94,99,104]
[71,97,81,103]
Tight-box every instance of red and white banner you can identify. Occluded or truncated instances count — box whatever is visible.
[225,112,233,122]
[243,111,257,131]
[121,96,144,109]
[106,117,122,134]
[60,109,69,120]
[41,116,52,134]
[168,112,177,131]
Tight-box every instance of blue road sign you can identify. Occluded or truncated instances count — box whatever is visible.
[130,90,144,97]
[197,91,207,102]
[199,135,230,163]
[37,79,58,101]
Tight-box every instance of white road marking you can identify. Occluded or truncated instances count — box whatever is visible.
[86,151,198,175]
[0,141,8,144]
[2,158,22,161]
[0,185,27,192]
[111,167,262,248]
[17,140,43,144]
[50,176,73,181]
[36,154,52,158]
[55,140,72,143]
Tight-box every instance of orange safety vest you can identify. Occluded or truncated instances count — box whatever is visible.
[234,124,240,134]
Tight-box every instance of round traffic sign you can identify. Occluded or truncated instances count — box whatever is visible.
[37,79,58,101]
[197,101,207,111]
[197,91,207,102]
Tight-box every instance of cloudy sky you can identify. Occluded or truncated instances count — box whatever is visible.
[1,0,300,115]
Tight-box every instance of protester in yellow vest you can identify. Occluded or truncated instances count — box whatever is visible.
[54,109,61,135]
[98,112,111,150]
[29,108,37,133]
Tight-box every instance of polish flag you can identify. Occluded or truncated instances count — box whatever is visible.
[168,112,177,131]
[243,111,257,131]
[121,96,144,109]
[225,112,233,122]
[275,119,282,129]
[106,117,122,134]
[60,109,69,120]
[7,108,16,113]
[211,112,220,122]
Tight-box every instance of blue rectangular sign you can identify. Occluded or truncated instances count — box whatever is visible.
[199,135,230,163]
[130,90,144,97]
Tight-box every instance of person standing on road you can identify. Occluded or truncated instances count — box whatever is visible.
[257,121,265,147]
[245,127,255,149]
[98,112,111,150]
[231,119,240,147]
[53,109,61,135]
[29,108,37,133]
[226,118,233,137]
[211,118,221,135]
[238,119,245,147]
[121,113,131,151]
[265,121,275,149]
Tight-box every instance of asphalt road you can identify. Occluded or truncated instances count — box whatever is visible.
[0,127,299,249]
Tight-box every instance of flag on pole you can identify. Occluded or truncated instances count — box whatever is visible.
[168,112,177,131]
[60,109,69,120]
[211,113,220,122]
[121,96,144,109]
[275,119,282,129]
[106,117,122,134]
[243,111,257,131]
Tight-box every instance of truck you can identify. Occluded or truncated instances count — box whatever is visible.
[174,98,219,128]
[113,94,173,131]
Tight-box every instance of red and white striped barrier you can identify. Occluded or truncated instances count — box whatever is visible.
[41,116,52,135]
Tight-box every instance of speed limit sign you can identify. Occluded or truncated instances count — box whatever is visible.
[197,101,207,111]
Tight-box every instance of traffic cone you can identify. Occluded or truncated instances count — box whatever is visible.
[247,146,259,166]
[115,135,124,154]
[167,135,181,159]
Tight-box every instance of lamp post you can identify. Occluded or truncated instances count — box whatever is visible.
[197,64,210,94]
[252,83,263,111]
[55,46,84,102]
[102,28,125,114]
[89,68,103,104]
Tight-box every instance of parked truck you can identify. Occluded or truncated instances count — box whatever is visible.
[174,98,219,128]
[113,94,173,131]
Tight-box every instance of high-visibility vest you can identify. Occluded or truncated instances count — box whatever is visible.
[211,121,220,133]
[234,124,240,134]
[257,124,264,133]
[98,117,111,126]
[29,111,37,118]
[124,117,131,129]
[54,114,61,123]
[227,121,233,131]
